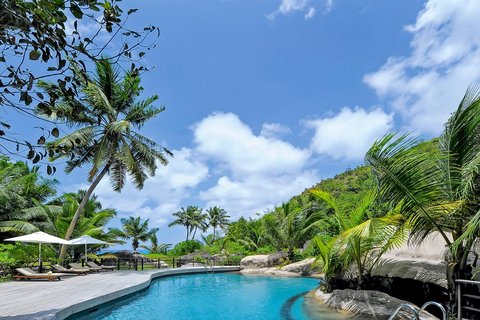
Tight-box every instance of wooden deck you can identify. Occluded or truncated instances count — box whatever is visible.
[0,266,241,320]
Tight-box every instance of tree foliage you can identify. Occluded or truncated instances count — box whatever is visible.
[0,0,159,159]
[38,59,171,257]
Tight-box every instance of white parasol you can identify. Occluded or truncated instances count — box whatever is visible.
[68,235,109,264]
[5,231,69,272]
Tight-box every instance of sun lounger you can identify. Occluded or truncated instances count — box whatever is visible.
[87,261,116,271]
[159,260,169,268]
[69,262,102,273]
[52,264,89,275]
[14,267,68,281]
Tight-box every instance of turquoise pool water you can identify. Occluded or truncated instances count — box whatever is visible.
[69,273,342,320]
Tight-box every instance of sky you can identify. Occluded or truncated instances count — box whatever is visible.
[6,0,480,249]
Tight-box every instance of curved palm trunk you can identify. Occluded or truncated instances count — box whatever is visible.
[192,226,198,239]
[59,165,110,258]
[186,227,189,241]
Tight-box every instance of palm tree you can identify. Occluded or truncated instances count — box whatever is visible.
[140,233,171,254]
[115,216,158,253]
[0,157,57,239]
[169,207,191,241]
[37,59,172,258]
[206,206,230,240]
[263,200,323,260]
[365,86,480,308]
[227,217,266,251]
[188,206,208,239]
[16,192,123,258]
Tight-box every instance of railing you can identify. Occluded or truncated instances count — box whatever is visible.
[3,255,241,277]
[456,279,480,320]
[388,301,446,320]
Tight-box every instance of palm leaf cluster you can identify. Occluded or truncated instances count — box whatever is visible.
[311,190,406,287]
[168,206,208,241]
[262,199,324,260]
[366,86,480,279]
[0,157,57,239]
[37,59,171,257]
[38,60,172,191]
[113,216,158,253]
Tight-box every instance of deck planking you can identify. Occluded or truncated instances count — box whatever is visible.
[0,266,241,320]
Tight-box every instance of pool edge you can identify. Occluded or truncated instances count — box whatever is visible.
[55,266,241,320]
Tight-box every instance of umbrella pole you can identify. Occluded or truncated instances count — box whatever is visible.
[85,243,87,266]
[39,242,42,273]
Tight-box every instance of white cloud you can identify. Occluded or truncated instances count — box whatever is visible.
[364,0,480,134]
[193,112,318,219]
[199,172,318,220]
[267,0,316,20]
[260,122,292,138]
[304,7,317,20]
[306,107,393,160]
[267,0,334,19]
[193,112,310,176]
[77,148,208,228]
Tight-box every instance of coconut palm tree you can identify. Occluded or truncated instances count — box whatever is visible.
[115,216,158,253]
[37,59,172,257]
[140,233,171,254]
[169,207,191,241]
[188,206,208,240]
[365,86,480,308]
[206,206,230,240]
[14,192,122,258]
[0,157,57,239]
[263,200,324,260]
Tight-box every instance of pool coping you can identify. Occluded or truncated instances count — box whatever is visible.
[55,266,241,320]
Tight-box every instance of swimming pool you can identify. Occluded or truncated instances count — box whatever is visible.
[68,273,345,320]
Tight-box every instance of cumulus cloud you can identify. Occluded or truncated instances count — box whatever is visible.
[193,112,318,219]
[364,0,480,134]
[193,113,311,176]
[199,172,318,220]
[77,148,209,228]
[306,107,393,160]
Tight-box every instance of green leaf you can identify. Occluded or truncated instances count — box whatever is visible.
[70,4,84,19]
[51,127,59,138]
[29,50,41,61]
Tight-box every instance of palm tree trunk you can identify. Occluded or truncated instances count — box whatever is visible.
[59,165,110,258]
[193,226,198,239]
[213,227,216,240]
[186,227,189,241]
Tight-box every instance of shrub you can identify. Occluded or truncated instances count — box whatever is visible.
[168,240,202,256]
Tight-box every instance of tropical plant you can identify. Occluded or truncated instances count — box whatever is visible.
[0,1,158,158]
[16,192,122,258]
[263,200,324,260]
[189,206,208,239]
[311,189,406,288]
[140,233,171,254]
[200,234,216,247]
[206,206,230,240]
[169,206,206,241]
[227,217,266,252]
[365,86,480,309]
[168,240,202,256]
[114,217,158,253]
[0,157,57,239]
[169,207,191,241]
[37,59,172,257]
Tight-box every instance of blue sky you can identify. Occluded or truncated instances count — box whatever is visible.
[6,0,480,249]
